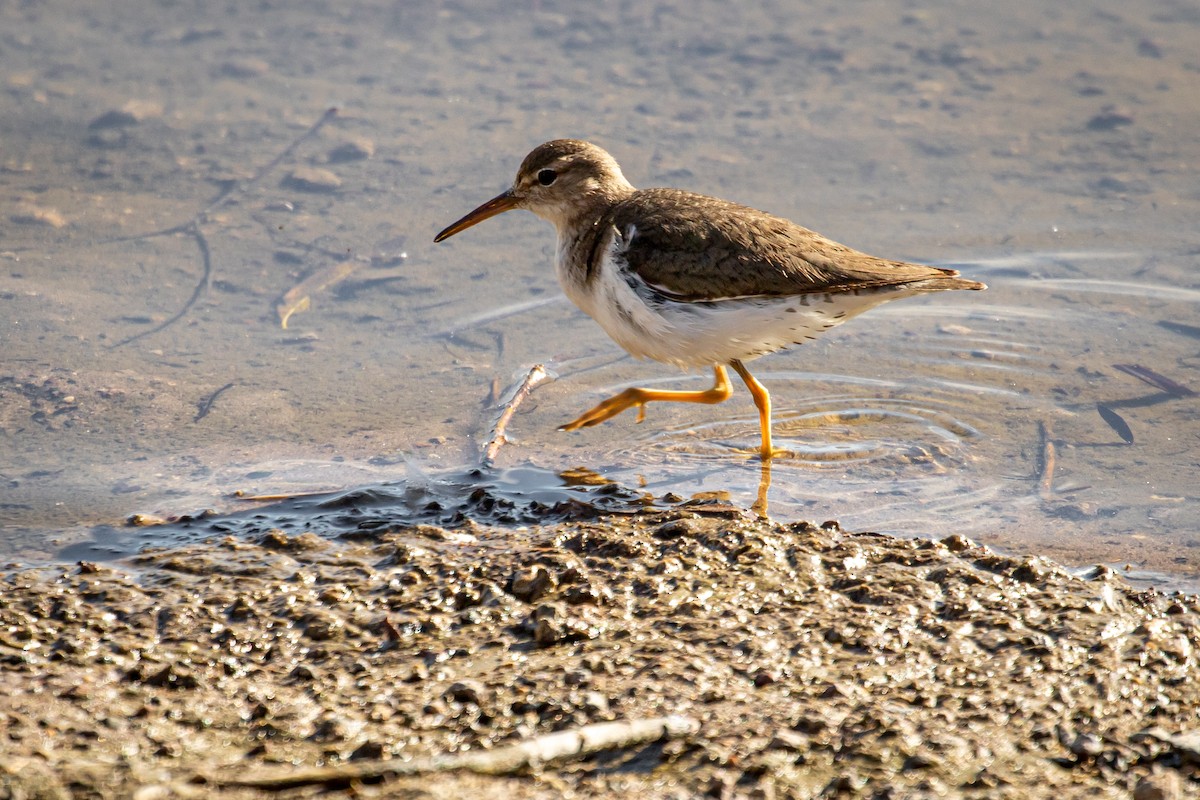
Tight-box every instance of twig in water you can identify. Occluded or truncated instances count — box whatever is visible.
[1111,363,1196,398]
[210,715,699,790]
[1037,419,1056,501]
[112,226,215,348]
[233,489,336,502]
[193,381,235,422]
[481,364,553,467]
[1096,403,1134,445]
[275,259,361,329]
[109,108,339,347]
[105,108,340,245]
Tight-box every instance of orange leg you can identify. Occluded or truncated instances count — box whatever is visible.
[730,359,776,460]
[560,365,733,431]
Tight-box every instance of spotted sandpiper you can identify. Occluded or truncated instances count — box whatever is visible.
[435,139,985,459]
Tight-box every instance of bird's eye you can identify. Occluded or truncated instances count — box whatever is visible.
[536,169,557,186]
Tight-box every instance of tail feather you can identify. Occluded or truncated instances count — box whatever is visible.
[929,267,986,292]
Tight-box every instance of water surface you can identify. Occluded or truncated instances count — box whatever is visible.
[2,0,1198,588]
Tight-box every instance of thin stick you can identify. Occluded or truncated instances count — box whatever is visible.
[193,381,235,422]
[102,108,340,245]
[482,364,553,467]
[211,715,699,790]
[108,108,339,347]
[112,225,214,348]
[233,489,336,502]
[198,107,339,222]
[1037,419,1056,501]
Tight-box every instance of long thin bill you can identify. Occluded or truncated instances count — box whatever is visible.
[434,190,519,242]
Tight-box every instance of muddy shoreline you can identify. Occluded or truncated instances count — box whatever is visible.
[3,504,1197,798]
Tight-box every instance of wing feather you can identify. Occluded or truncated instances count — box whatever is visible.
[603,188,983,301]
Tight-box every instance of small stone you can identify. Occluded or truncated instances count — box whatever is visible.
[511,565,555,602]
[283,166,342,193]
[941,534,975,552]
[1011,558,1048,584]
[582,691,609,714]
[143,664,199,690]
[289,665,317,682]
[219,58,270,78]
[937,323,973,335]
[1136,39,1164,59]
[349,740,386,760]
[902,752,937,771]
[1067,732,1103,758]
[10,204,66,228]
[533,617,560,646]
[1086,106,1134,132]
[445,679,486,705]
[88,100,160,130]
[653,517,700,539]
[564,668,591,686]
[328,136,375,162]
[752,670,777,687]
[768,729,809,752]
[1134,772,1181,800]
[309,714,351,742]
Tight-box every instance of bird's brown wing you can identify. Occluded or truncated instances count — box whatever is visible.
[606,188,982,301]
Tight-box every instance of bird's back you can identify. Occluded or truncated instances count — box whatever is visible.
[598,188,985,302]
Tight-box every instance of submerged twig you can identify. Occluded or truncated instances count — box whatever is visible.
[1096,403,1134,445]
[109,108,339,347]
[1112,363,1196,398]
[211,715,699,790]
[111,226,215,349]
[193,381,235,422]
[233,489,336,502]
[1037,419,1056,501]
[482,364,553,467]
[276,260,361,328]
[105,108,340,245]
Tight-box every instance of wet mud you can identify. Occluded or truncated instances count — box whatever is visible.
[3,503,1198,798]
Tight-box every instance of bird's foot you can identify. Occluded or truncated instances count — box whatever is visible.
[559,388,647,431]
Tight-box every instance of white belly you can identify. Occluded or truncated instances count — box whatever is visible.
[556,245,908,368]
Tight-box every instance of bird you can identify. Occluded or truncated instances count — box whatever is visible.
[434,139,985,460]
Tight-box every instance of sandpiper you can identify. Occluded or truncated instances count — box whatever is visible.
[435,139,985,459]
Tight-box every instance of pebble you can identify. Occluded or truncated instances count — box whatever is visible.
[10,203,66,228]
[283,166,342,193]
[510,565,554,602]
[1086,105,1135,132]
[328,136,375,162]
[87,99,162,130]
[219,58,270,78]
[1134,772,1182,800]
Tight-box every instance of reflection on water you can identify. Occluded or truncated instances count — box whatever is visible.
[1,0,1198,592]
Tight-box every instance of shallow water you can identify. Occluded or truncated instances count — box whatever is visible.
[2,1,1198,589]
